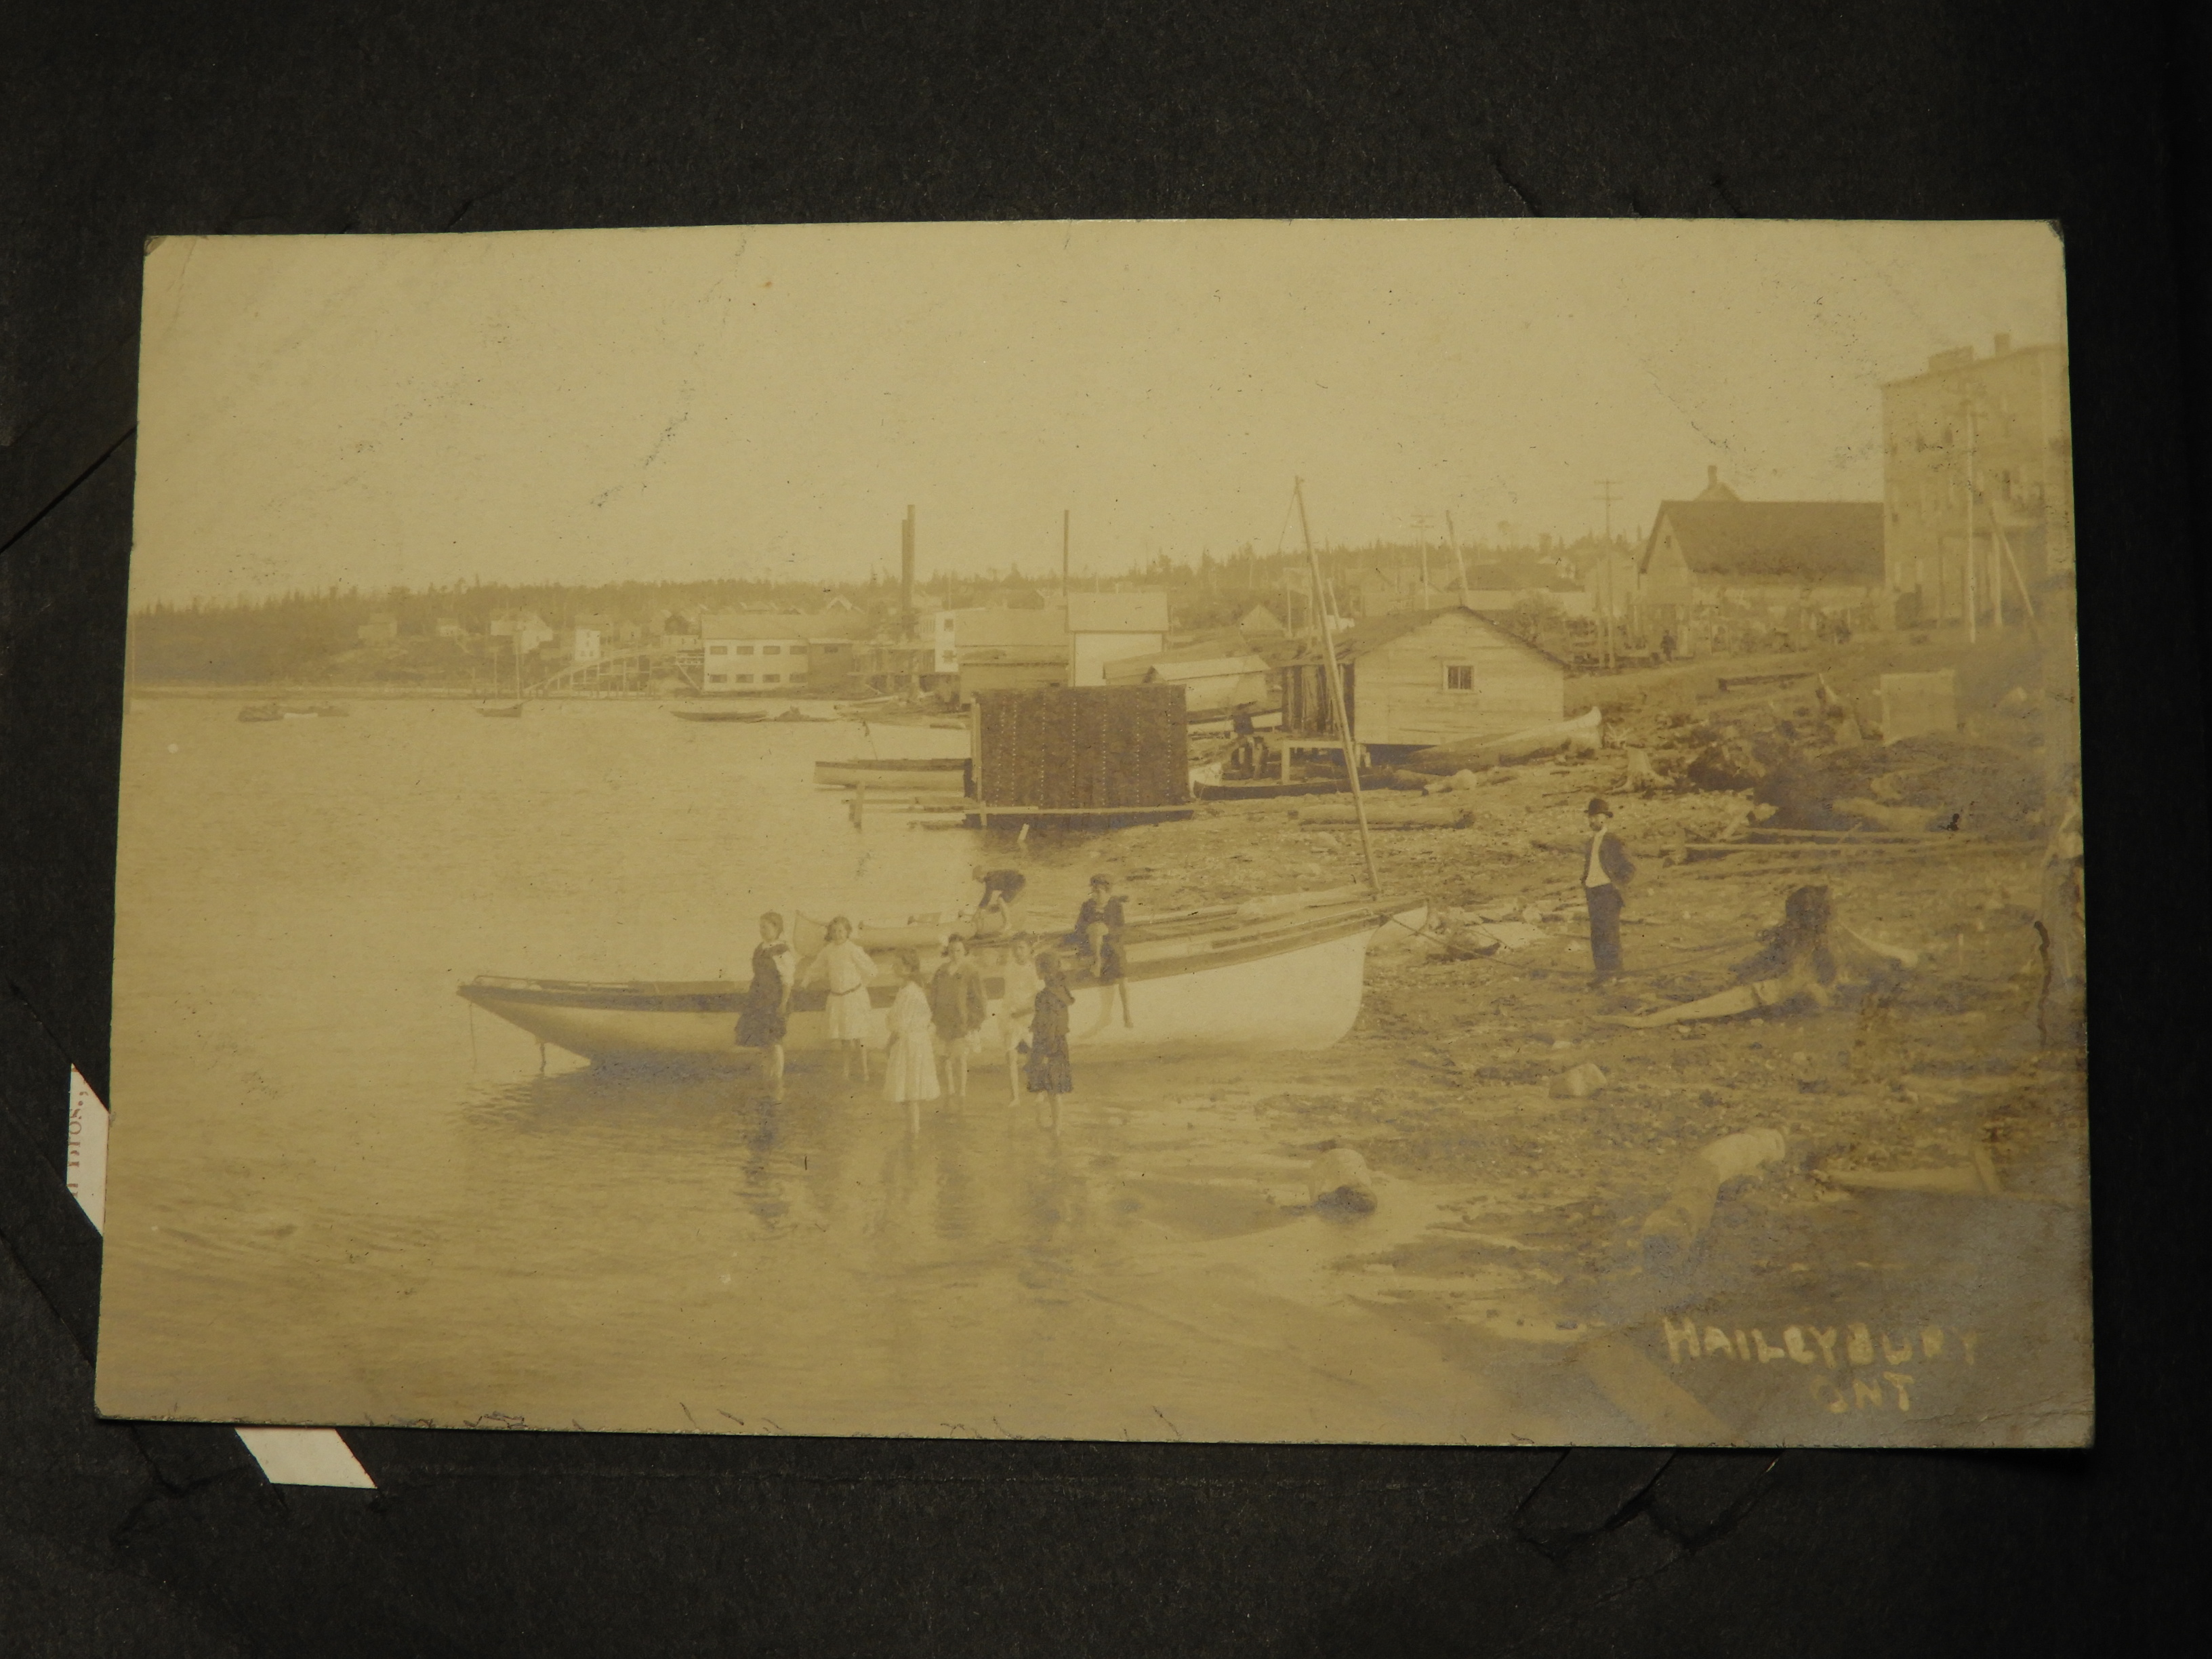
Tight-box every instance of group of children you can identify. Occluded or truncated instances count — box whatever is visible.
[735,872,1120,1128]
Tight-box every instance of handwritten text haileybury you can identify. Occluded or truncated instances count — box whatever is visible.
[1659,1318,1978,1414]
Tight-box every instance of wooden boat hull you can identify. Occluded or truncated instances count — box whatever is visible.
[668,709,767,722]
[814,757,970,790]
[459,899,1417,1067]
[476,703,525,718]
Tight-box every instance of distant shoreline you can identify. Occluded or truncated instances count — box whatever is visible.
[125,683,855,705]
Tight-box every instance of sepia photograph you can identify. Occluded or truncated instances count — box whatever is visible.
[94,218,2087,1446]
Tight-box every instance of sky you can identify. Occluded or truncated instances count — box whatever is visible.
[131,219,2068,607]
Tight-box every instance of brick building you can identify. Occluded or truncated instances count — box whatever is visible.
[1880,335,2073,628]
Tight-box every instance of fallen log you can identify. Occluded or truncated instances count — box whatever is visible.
[1823,1146,2001,1196]
[1831,797,1944,834]
[1403,707,1604,776]
[1640,1128,1789,1271]
[1680,840,1951,861]
[1295,802,1474,827]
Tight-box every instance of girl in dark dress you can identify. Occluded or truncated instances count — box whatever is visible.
[736,912,794,1096]
[1065,873,1132,1028]
[1023,951,1076,1129]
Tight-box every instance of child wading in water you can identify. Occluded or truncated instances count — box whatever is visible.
[883,947,941,1132]
[998,935,1041,1099]
[735,910,794,1097]
[1023,950,1076,1130]
[929,935,988,1100]
[805,916,876,1082]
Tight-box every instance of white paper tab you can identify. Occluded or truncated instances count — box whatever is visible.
[69,1069,377,1488]
[65,1067,108,1233]
[234,1426,378,1488]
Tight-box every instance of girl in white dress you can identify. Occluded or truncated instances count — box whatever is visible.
[997,935,1041,1100]
[805,916,876,1082]
[882,947,941,1128]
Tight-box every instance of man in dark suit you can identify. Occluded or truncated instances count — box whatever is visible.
[1580,796,1636,986]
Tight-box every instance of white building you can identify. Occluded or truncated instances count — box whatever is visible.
[489,610,553,655]
[567,626,602,663]
[1066,591,1169,687]
[697,613,816,692]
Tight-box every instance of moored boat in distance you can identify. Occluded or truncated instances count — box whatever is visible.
[458,890,1423,1068]
[813,756,971,792]
[476,702,525,718]
[668,707,769,723]
[241,701,351,722]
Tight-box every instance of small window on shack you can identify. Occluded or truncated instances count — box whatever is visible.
[1445,664,1474,691]
[762,673,781,683]
[708,644,728,655]
[762,644,783,656]
[733,644,754,656]
[733,674,754,684]
[707,674,728,684]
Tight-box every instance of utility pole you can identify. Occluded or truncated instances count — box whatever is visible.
[1963,407,1978,644]
[1296,478,1380,899]
[1593,479,1621,669]
[1444,510,1469,598]
[1411,512,1433,610]
[1061,508,1070,606]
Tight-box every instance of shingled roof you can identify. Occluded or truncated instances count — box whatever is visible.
[1286,605,1570,670]
[1644,500,1883,583]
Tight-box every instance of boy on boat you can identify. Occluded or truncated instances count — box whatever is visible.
[968,864,1027,938]
[884,947,941,1130]
[735,911,795,1097]
[929,935,989,1099]
[804,916,876,1082]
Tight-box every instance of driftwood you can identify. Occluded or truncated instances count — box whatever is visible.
[1307,1147,1378,1214]
[1549,1062,1609,1099]
[1823,1146,2002,1196]
[1640,1128,1789,1270]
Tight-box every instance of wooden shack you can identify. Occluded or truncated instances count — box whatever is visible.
[1278,605,1565,754]
[972,685,1190,813]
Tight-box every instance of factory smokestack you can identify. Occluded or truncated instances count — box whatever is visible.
[900,505,916,636]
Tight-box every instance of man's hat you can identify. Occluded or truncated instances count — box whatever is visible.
[1586,796,1612,817]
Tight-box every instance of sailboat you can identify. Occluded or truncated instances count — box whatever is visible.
[458,889,1424,1067]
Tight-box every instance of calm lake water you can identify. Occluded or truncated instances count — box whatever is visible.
[97,697,1547,1442]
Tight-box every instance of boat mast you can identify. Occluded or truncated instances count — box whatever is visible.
[1295,478,1381,899]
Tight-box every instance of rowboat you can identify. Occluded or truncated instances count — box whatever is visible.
[457,891,1424,1067]
[475,703,525,718]
[668,708,768,723]
[814,756,970,791]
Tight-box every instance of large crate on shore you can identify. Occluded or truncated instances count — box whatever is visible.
[972,685,1190,809]
[1878,670,1958,744]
